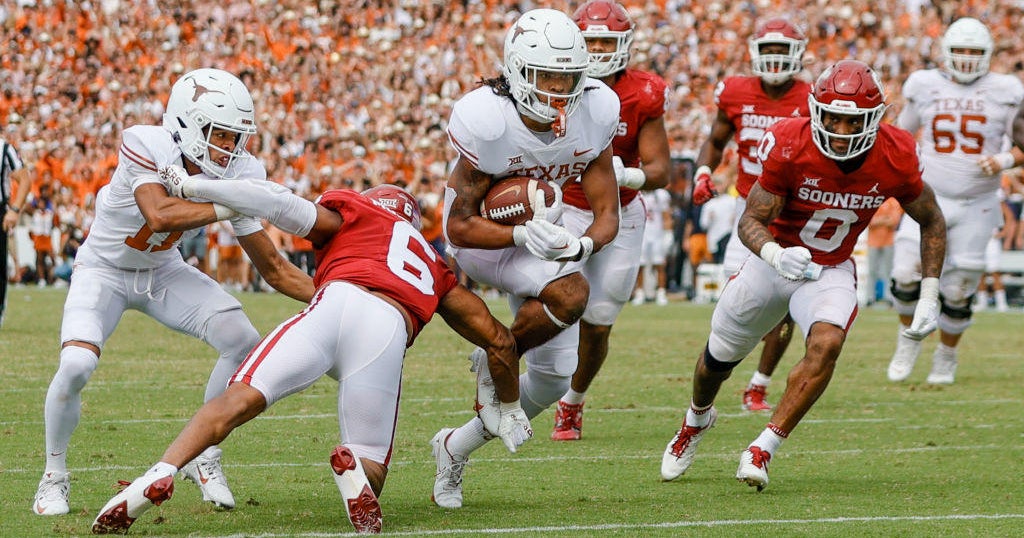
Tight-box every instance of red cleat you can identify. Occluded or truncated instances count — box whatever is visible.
[551,400,584,441]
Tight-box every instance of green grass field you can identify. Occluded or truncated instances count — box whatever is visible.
[1,287,1022,537]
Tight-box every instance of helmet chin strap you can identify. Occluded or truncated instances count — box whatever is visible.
[515,101,567,137]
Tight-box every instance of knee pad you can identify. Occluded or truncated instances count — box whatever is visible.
[702,343,738,373]
[56,346,100,393]
[891,279,920,316]
[938,293,973,335]
[204,309,261,364]
[519,369,570,419]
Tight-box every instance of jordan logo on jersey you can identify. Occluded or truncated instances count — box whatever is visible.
[868,183,879,194]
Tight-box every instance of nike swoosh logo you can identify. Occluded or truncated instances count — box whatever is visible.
[34,501,46,514]
[198,470,210,484]
[496,185,522,198]
[573,148,592,157]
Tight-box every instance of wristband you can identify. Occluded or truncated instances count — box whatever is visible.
[498,401,522,413]
[512,225,528,247]
[213,203,236,221]
[759,241,782,264]
[572,236,595,262]
[621,167,646,190]
[6,205,19,213]
[695,165,713,181]
[994,152,1016,172]
[919,277,939,302]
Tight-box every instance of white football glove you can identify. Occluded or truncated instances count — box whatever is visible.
[760,242,813,281]
[158,165,193,198]
[496,402,533,453]
[902,277,939,340]
[523,191,593,261]
[612,156,646,190]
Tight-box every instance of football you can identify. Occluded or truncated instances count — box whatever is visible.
[480,176,559,226]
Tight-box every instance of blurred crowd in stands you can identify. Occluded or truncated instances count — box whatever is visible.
[3,0,1024,294]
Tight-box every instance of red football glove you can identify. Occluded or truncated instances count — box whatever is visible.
[692,165,717,206]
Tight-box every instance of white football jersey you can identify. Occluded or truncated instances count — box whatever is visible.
[79,125,266,269]
[446,80,619,188]
[898,69,1024,199]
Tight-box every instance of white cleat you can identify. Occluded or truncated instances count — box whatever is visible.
[736,446,771,491]
[926,349,957,385]
[33,471,70,516]
[91,472,174,534]
[180,448,235,509]
[660,408,717,481]
[430,428,467,509]
[887,334,922,382]
[330,445,382,534]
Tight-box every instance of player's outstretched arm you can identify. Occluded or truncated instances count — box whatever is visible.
[436,285,519,404]
[159,165,317,237]
[238,230,316,303]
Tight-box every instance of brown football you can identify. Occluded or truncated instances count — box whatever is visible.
[479,176,557,225]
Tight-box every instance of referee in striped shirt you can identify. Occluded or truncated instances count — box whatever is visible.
[2,138,32,327]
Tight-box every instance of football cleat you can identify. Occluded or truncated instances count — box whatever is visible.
[430,428,467,509]
[887,334,922,382]
[551,400,584,441]
[180,448,235,509]
[926,348,958,385]
[91,472,174,534]
[655,288,669,306]
[742,385,772,412]
[660,407,717,481]
[33,471,70,516]
[736,446,771,491]
[330,445,382,534]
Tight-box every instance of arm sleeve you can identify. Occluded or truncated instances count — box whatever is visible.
[186,178,317,237]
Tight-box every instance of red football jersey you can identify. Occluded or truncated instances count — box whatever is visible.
[313,190,459,342]
[715,76,811,196]
[562,69,667,209]
[758,118,924,266]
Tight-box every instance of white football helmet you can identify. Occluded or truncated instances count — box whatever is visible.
[573,0,634,78]
[748,18,807,86]
[162,68,256,179]
[503,9,589,124]
[942,17,992,84]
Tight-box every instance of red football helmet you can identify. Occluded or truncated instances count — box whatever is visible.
[572,0,634,78]
[808,60,887,161]
[748,18,806,85]
[362,184,422,230]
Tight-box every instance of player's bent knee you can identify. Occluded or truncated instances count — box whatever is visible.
[938,295,973,334]
[56,345,100,391]
[702,344,739,373]
[582,303,619,326]
[520,369,569,419]
[205,309,260,359]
